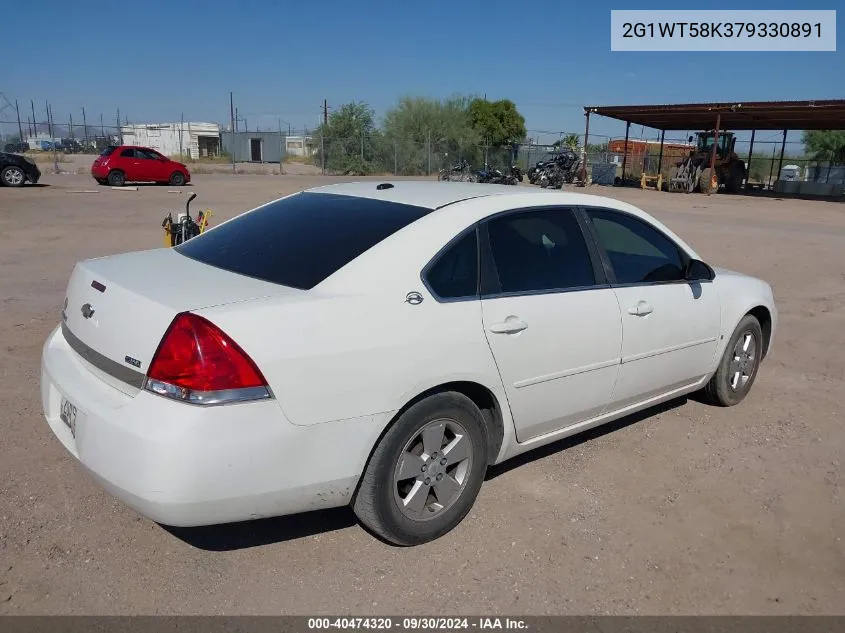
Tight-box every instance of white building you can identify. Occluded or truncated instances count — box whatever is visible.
[284,135,313,157]
[119,122,221,159]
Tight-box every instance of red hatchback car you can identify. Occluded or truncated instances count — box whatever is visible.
[91,145,191,187]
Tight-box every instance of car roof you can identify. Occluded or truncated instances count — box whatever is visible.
[306,181,560,210]
[305,180,645,216]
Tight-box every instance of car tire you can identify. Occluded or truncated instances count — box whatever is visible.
[1,165,26,187]
[702,314,763,407]
[353,392,489,546]
[107,170,125,187]
[169,172,185,186]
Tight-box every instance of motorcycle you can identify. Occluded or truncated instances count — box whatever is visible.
[437,160,476,182]
[477,164,522,186]
[530,148,581,187]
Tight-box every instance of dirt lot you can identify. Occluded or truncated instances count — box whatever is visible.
[1,172,843,615]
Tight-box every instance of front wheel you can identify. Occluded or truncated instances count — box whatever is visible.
[698,167,717,194]
[702,315,763,407]
[352,392,489,546]
[1,165,26,187]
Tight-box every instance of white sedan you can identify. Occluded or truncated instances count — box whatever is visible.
[41,182,777,545]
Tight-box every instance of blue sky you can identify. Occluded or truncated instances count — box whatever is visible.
[3,0,842,145]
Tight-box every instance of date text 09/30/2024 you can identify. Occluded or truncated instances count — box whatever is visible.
[307,617,528,630]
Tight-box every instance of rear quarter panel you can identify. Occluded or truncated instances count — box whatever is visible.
[198,291,507,428]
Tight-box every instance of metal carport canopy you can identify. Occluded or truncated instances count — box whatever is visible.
[584,100,845,131]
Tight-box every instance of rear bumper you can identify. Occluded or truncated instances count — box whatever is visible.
[90,165,108,179]
[40,325,386,527]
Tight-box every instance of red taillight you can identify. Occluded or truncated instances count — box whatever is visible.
[145,312,270,405]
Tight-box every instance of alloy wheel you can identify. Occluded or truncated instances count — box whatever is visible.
[728,330,758,390]
[393,418,473,521]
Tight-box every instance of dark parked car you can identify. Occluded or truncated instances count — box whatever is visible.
[4,142,30,153]
[0,151,41,187]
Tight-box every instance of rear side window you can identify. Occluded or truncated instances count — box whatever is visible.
[100,146,116,157]
[120,148,135,158]
[176,192,432,290]
[424,230,479,300]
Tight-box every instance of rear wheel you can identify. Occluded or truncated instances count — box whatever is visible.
[1,165,26,187]
[353,392,488,546]
[724,160,745,193]
[702,315,763,406]
[169,171,185,186]
[107,170,125,187]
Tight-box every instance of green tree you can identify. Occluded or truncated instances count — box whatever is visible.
[381,95,480,174]
[467,99,527,147]
[803,130,845,165]
[311,101,380,174]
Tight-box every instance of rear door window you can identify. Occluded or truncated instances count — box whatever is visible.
[484,208,596,294]
[176,192,432,290]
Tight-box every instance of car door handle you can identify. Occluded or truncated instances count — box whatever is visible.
[489,318,528,334]
[628,301,654,316]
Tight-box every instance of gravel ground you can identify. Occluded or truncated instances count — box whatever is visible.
[0,172,843,615]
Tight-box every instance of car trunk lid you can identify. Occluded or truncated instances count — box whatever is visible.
[61,248,302,394]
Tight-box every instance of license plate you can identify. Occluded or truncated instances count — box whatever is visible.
[60,396,78,438]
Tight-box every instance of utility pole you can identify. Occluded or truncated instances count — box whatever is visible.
[30,100,36,135]
[46,102,58,173]
[69,113,74,140]
[180,112,184,159]
[323,99,328,125]
[229,91,236,173]
[82,107,88,144]
[427,129,431,176]
[100,113,105,137]
[116,108,122,144]
[235,107,239,132]
[279,119,285,176]
[15,100,23,141]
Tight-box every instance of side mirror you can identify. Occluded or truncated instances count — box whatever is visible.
[685,259,714,281]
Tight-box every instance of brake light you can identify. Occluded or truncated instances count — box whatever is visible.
[145,312,271,405]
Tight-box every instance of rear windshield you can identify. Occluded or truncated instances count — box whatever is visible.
[100,146,116,156]
[176,192,432,290]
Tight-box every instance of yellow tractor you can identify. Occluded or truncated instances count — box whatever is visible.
[667,131,746,194]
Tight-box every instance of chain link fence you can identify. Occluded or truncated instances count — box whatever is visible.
[3,115,840,186]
